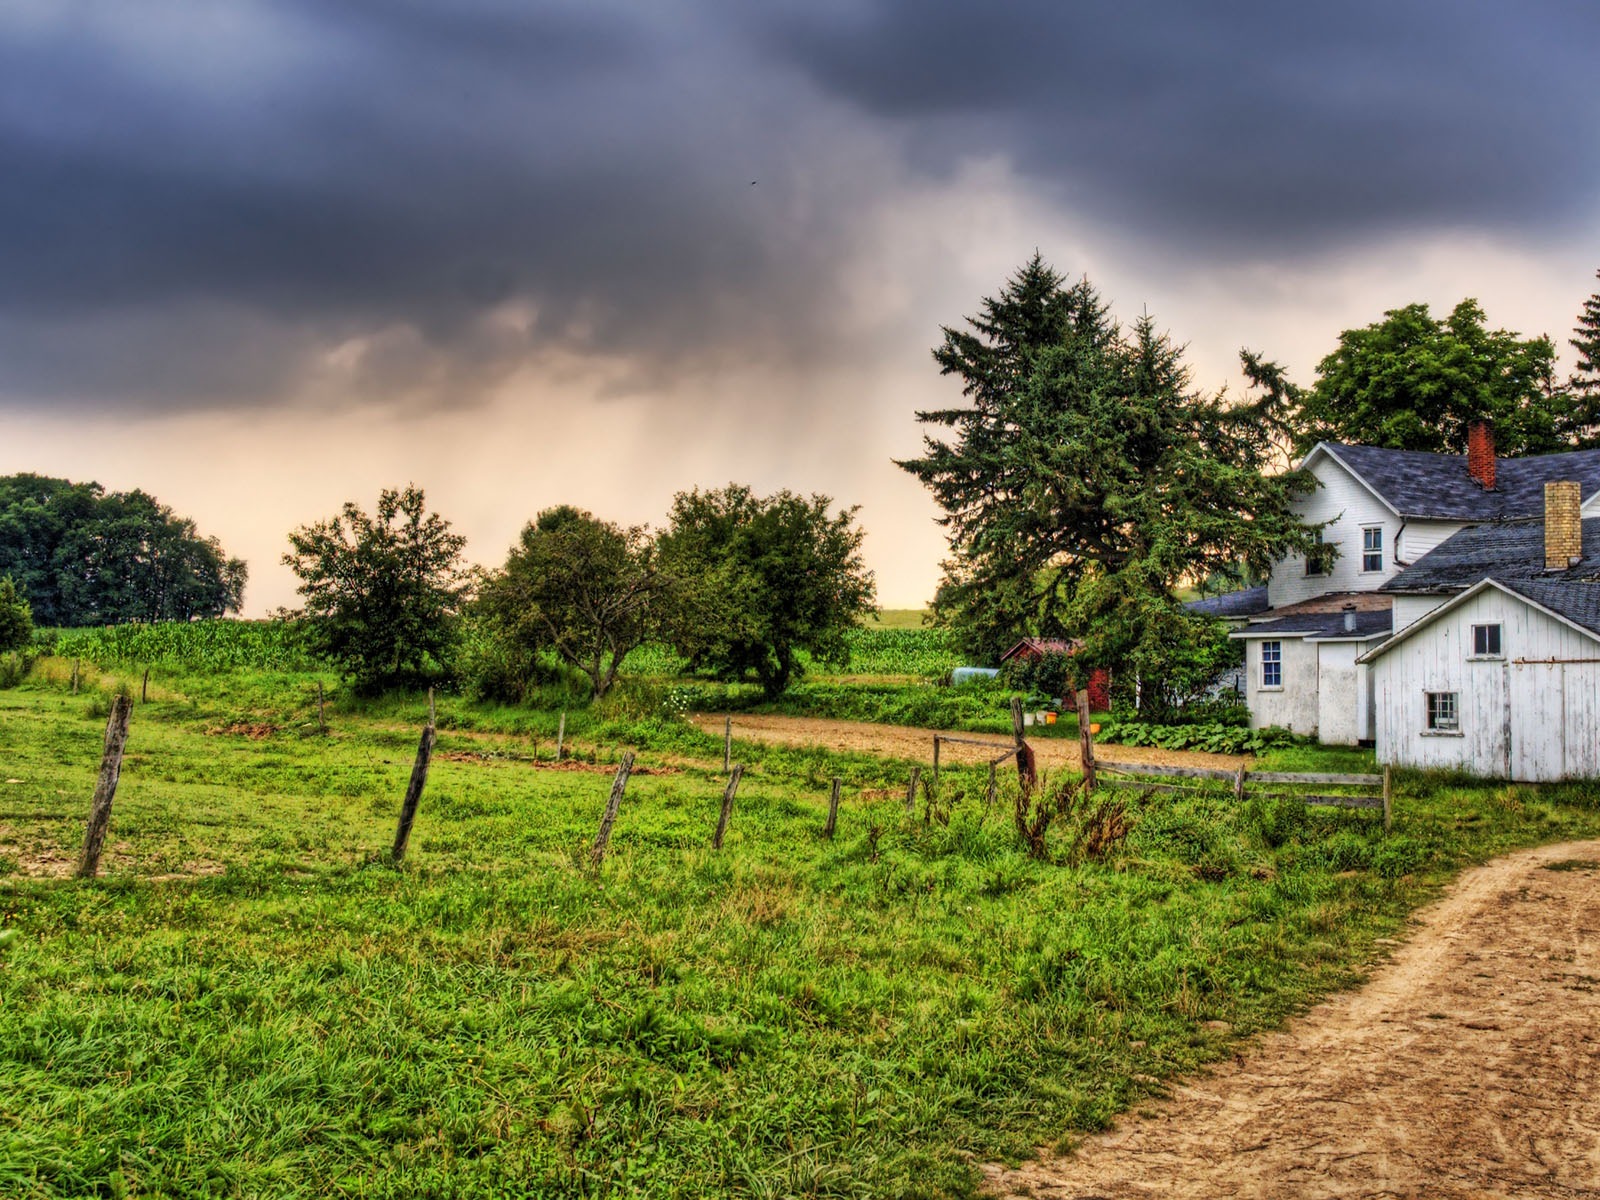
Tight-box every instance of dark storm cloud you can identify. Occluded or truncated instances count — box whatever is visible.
[0,1,1595,411]
[755,0,1600,246]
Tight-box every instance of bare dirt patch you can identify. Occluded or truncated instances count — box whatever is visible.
[690,713,1249,772]
[433,749,678,776]
[983,840,1600,1199]
[206,721,278,740]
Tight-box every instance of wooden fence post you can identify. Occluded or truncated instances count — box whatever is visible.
[986,761,998,812]
[932,736,941,796]
[824,777,842,840]
[591,752,635,867]
[713,764,744,850]
[140,667,150,704]
[723,715,732,773]
[592,755,633,870]
[556,712,566,762]
[1010,696,1037,791]
[316,681,326,736]
[1233,764,1247,803]
[904,766,921,816]
[1076,688,1096,793]
[1382,766,1393,832]
[71,659,80,694]
[76,694,133,879]
[390,690,436,864]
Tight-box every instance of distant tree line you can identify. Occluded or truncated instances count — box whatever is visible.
[283,482,876,698]
[0,474,246,627]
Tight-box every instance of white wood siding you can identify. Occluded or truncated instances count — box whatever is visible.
[1373,588,1600,780]
[1396,520,1466,565]
[1269,455,1402,608]
[1391,594,1450,633]
[1242,636,1319,735]
[1316,642,1360,745]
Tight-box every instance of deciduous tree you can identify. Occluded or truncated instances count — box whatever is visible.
[658,485,875,698]
[478,507,660,700]
[1269,299,1576,457]
[0,575,32,652]
[900,255,1313,670]
[283,486,469,694]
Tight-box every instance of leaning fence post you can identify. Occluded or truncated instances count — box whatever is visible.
[1010,696,1037,791]
[713,764,744,850]
[986,760,999,813]
[1076,688,1096,794]
[932,736,941,796]
[590,752,635,867]
[390,689,436,864]
[76,694,133,879]
[904,766,921,816]
[556,712,566,762]
[1382,766,1393,832]
[140,667,150,704]
[824,777,842,840]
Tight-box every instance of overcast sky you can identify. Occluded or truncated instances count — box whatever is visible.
[3,0,1598,612]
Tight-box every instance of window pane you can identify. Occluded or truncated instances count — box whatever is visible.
[1362,527,1382,572]
[1426,691,1459,729]
[1261,641,1281,688]
[1472,624,1503,656]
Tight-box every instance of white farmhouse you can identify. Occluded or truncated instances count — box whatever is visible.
[1192,424,1600,748]
[1359,481,1600,781]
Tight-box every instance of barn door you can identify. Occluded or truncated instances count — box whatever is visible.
[1510,660,1565,782]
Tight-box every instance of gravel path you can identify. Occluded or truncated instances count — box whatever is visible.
[983,841,1600,1199]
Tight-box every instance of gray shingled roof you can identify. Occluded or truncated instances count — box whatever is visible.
[1185,585,1269,618]
[1321,443,1600,520]
[1382,517,1600,593]
[1232,608,1393,640]
[1494,578,1600,640]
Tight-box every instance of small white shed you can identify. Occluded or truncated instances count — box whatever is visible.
[1360,577,1600,781]
[1231,606,1392,745]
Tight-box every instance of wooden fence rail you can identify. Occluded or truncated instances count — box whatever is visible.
[1094,757,1392,830]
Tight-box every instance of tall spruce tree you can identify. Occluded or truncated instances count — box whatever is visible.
[1571,269,1600,436]
[899,255,1316,669]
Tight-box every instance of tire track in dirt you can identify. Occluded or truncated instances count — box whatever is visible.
[983,841,1600,1199]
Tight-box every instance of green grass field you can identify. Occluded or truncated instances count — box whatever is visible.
[4,635,1600,1197]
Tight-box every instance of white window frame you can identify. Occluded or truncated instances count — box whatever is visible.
[1260,641,1282,690]
[1470,623,1503,659]
[1305,529,1326,577]
[1425,691,1460,734]
[1361,525,1384,573]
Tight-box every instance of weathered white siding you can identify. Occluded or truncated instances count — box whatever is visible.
[1269,454,1401,608]
[1316,642,1377,745]
[1242,636,1319,735]
[1396,520,1466,564]
[1372,587,1600,780]
[1391,593,1450,633]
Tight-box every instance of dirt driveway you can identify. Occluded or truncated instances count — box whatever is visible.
[690,713,1248,772]
[984,841,1600,1199]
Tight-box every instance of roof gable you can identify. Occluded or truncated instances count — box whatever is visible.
[1358,577,1600,663]
[1310,442,1600,522]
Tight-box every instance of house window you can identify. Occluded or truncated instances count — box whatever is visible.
[1305,530,1327,577]
[1426,691,1459,731]
[1471,623,1503,658]
[1361,526,1383,573]
[1261,641,1282,688]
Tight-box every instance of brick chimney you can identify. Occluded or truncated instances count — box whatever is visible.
[1467,420,1496,490]
[1544,480,1583,570]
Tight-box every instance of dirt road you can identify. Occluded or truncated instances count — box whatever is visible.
[984,841,1600,1199]
[690,713,1248,772]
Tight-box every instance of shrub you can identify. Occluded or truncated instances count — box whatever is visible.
[0,575,32,653]
[1096,719,1304,756]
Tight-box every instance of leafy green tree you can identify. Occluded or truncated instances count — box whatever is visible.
[478,506,660,700]
[1269,299,1576,457]
[900,255,1315,671]
[0,474,245,625]
[283,486,470,694]
[657,485,876,698]
[0,575,33,652]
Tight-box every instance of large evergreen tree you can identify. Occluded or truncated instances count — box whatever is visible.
[899,255,1315,668]
[1571,269,1600,430]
